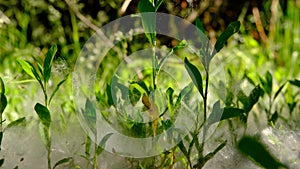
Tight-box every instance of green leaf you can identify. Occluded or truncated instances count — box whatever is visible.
[43,44,57,83]
[34,103,51,128]
[178,140,189,159]
[17,59,44,88]
[174,83,193,109]
[238,136,288,169]
[129,84,142,105]
[265,71,273,93]
[138,0,156,46]
[222,107,245,121]
[49,78,67,104]
[85,135,92,157]
[106,84,115,106]
[96,133,113,155]
[249,85,262,107]
[273,82,286,101]
[196,18,205,33]
[208,101,244,125]
[83,99,96,133]
[0,159,4,167]
[0,94,7,114]
[158,40,187,74]
[269,111,278,124]
[155,0,164,11]
[0,77,5,95]
[17,59,36,79]
[214,21,240,54]
[6,117,26,129]
[53,157,73,169]
[130,81,149,95]
[184,57,204,98]
[207,101,222,125]
[166,87,174,116]
[289,79,300,88]
[194,140,227,168]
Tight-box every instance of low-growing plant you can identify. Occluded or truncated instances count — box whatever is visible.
[17,44,70,169]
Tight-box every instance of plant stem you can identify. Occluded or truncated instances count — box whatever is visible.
[200,70,209,161]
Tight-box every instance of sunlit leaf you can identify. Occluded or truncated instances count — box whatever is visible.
[53,157,73,169]
[214,21,240,54]
[96,133,113,155]
[130,81,149,95]
[34,103,51,128]
[238,136,288,169]
[17,59,36,79]
[184,57,204,98]
[43,44,57,83]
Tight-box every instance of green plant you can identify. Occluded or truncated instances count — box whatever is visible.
[81,99,113,169]
[17,44,69,169]
[175,20,243,168]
